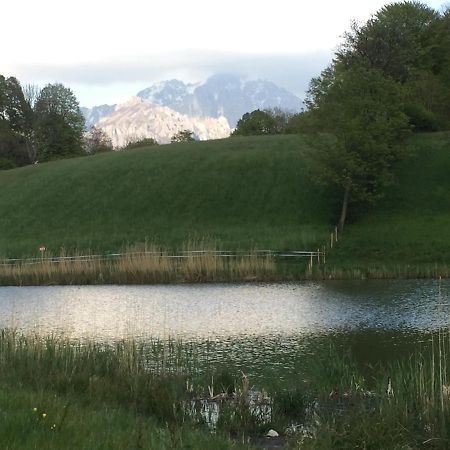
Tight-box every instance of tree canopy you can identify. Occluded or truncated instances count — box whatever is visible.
[0,76,34,166]
[232,110,278,136]
[307,66,411,231]
[336,1,450,130]
[171,129,195,143]
[34,84,85,161]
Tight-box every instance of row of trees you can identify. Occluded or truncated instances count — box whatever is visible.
[0,78,90,168]
[233,1,449,231]
[0,75,201,169]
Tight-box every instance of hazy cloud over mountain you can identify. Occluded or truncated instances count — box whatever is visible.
[13,50,332,106]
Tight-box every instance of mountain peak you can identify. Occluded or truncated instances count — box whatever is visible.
[136,74,302,126]
[96,97,231,147]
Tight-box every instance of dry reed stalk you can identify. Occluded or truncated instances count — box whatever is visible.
[0,244,277,285]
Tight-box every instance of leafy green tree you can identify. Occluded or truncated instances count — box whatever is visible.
[0,75,34,165]
[264,108,294,133]
[306,66,411,231]
[232,110,277,136]
[84,126,113,154]
[34,83,85,160]
[122,137,159,150]
[338,1,439,82]
[336,2,450,130]
[170,129,195,143]
[284,111,316,134]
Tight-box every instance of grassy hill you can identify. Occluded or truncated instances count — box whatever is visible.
[328,132,450,271]
[0,135,333,257]
[0,132,449,276]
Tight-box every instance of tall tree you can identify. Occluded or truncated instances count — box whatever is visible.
[232,110,277,136]
[0,76,34,165]
[336,1,450,129]
[34,83,85,160]
[84,126,113,154]
[338,1,439,82]
[306,66,411,231]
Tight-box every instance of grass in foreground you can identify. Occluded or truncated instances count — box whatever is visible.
[1,329,450,449]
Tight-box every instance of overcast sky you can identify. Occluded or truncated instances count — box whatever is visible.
[2,0,446,107]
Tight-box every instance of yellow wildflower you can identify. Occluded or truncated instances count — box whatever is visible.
[42,413,47,418]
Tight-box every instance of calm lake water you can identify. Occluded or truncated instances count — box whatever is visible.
[0,280,448,382]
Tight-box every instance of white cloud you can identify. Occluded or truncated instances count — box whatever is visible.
[1,0,445,105]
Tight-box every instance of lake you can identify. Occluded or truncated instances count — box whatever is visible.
[0,280,448,383]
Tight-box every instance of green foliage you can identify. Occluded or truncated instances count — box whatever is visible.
[336,1,450,130]
[404,103,441,131]
[34,84,85,161]
[0,158,16,171]
[84,126,113,154]
[284,111,315,134]
[170,129,195,143]
[122,136,159,150]
[233,108,297,135]
[338,1,439,82]
[307,66,411,229]
[232,109,277,136]
[0,75,34,165]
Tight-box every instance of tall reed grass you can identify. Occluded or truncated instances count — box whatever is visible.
[0,243,278,285]
[2,328,450,447]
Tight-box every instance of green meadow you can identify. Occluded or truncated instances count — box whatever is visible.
[0,135,332,257]
[0,132,449,277]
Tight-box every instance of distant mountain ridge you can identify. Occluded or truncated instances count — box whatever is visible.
[96,97,231,147]
[81,74,303,129]
[81,104,116,129]
[137,74,303,127]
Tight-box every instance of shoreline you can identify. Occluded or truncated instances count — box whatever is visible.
[0,265,448,286]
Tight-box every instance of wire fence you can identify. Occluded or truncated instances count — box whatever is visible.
[0,249,326,267]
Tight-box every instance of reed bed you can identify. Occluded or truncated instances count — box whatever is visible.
[2,329,450,448]
[2,248,448,286]
[0,244,278,285]
[306,263,450,280]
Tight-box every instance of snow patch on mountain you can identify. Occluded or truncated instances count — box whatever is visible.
[137,74,303,127]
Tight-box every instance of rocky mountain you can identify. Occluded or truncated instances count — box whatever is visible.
[137,74,303,127]
[95,97,231,147]
[81,104,116,129]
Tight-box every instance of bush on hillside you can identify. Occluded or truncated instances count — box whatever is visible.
[170,130,195,143]
[122,137,159,150]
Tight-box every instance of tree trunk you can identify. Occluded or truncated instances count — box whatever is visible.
[338,186,350,233]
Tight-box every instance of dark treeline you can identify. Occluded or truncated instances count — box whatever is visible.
[0,79,114,170]
[234,2,450,136]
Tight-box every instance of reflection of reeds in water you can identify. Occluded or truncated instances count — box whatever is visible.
[0,243,277,285]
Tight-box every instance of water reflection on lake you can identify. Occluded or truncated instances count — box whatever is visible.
[0,280,448,381]
[0,281,448,341]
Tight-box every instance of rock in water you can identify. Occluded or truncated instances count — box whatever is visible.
[266,429,279,437]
